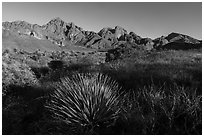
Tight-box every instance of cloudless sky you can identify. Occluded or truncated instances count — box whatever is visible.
[2,2,202,39]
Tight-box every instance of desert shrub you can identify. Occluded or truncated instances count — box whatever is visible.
[41,57,98,82]
[2,54,39,96]
[31,66,50,79]
[45,73,122,134]
[48,60,65,70]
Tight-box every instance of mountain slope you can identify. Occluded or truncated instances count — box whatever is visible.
[153,32,202,50]
[2,29,63,52]
[2,29,94,52]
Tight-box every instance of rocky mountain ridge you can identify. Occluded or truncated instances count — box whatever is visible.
[3,17,202,51]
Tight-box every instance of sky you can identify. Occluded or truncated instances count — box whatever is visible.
[2,2,202,39]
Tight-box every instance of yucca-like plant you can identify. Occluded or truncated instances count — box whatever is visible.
[45,73,122,134]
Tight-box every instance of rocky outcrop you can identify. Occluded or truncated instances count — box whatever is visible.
[114,26,128,40]
[85,34,111,49]
[129,32,142,44]
[98,26,127,43]
[153,36,169,49]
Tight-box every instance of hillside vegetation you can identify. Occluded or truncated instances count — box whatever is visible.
[2,47,202,135]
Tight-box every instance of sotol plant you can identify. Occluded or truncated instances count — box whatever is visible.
[45,73,122,134]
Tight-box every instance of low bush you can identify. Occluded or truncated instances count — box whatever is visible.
[2,54,39,96]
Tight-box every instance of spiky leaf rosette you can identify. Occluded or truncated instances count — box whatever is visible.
[46,73,122,133]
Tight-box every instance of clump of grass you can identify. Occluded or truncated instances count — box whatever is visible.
[45,73,122,134]
[118,83,202,134]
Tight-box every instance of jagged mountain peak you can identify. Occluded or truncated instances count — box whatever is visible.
[48,17,65,23]
[115,25,126,31]
[52,17,63,21]
[44,17,66,28]
[99,26,127,33]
